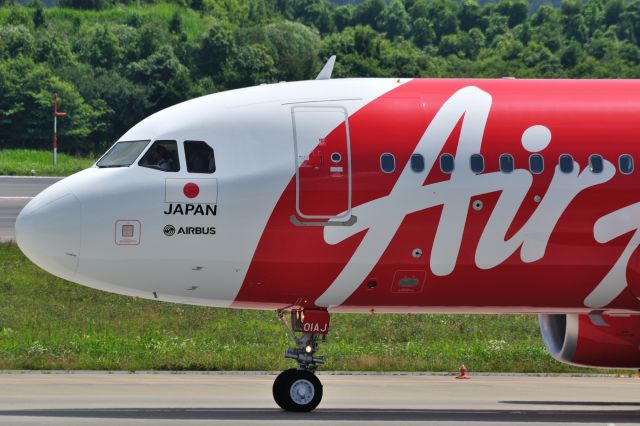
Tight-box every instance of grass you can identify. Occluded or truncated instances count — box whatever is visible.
[0,243,631,374]
[0,149,95,177]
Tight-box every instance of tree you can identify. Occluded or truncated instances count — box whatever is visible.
[531,4,560,26]
[426,0,459,41]
[321,26,358,57]
[137,25,164,59]
[483,13,509,42]
[440,29,485,59]
[0,57,106,152]
[0,25,35,59]
[409,0,428,19]
[78,25,123,69]
[583,0,605,38]
[587,34,617,59]
[334,5,354,31]
[560,40,583,67]
[561,0,587,42]
[355,0,385,30]
[379,0,410,38]
[57,0,109,10]
[529,5,563,50]
[35,34,72,66]
[380,38,426,76]
[604,0,624,26]
[92,70,150,143]
[353,25,383,57]
[169,11,183,35]
[190,0,204,12]
[412,17,436,47]
[224,43,278,88]
[126,46,194,111]
[194,23,235,77]
[261,21,321,81]
[496,0,528,27]
[518,41,560,75]
[459,0,481,31]
[32,1,46,29]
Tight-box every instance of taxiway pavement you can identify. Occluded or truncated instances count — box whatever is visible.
[0,177,60,242]
[0,372,637,425]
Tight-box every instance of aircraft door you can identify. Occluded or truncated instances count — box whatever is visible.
[291,105,354,225]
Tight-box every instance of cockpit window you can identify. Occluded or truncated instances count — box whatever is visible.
[185,141,215,174]
[139,140,180,172]
[96,140,149,168]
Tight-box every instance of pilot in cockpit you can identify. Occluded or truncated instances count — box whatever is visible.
[141,144,174,171]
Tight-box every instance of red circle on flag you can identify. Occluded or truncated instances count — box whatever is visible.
[183,182,199,199]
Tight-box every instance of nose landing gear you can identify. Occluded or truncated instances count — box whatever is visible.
[273,309,330,412]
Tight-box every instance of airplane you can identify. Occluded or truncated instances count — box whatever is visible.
[15,56,640,412]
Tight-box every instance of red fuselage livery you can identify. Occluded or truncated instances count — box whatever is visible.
[235,79,640,314]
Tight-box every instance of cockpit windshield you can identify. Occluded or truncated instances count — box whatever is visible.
[96,140,150,168]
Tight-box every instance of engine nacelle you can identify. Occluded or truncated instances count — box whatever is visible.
[539,313,640,369]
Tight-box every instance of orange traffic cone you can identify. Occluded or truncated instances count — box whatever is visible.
[456,364,470,379]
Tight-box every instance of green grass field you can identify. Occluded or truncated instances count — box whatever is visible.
[0,149,95,177]
[0,242,627,373]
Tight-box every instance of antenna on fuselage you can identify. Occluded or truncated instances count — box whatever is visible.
[315,55,336,80]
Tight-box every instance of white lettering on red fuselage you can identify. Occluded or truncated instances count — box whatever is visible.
[302,323,328,333]
[316,86,631,309]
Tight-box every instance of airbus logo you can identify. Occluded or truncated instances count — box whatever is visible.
[163,225,216,236]
[163,225,176,236]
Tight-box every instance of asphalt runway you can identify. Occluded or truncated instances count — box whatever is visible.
[0,373,637,425]
[0,177,60,241]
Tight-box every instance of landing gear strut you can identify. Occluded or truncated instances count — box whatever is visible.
[273,309,330,412]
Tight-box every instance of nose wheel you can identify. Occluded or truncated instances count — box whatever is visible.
[272,368,322,412]
[275,309,330,412]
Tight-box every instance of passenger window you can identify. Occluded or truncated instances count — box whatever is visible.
[559,154,574,174]
[380,153,395,173]
[499,154,514,173]
[138,140,179,172]
[529,154,544,174]
[470,154,484,174]
[185,141,215,174]
[410,153,425,172]
[619,154,634,174]
[440,153,454,174]
[589,154,603,174]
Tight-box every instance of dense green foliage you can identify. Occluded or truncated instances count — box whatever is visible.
[1,0,639,155]
[0,242,623,372]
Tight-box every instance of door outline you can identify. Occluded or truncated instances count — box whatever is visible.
[291,105,354,224]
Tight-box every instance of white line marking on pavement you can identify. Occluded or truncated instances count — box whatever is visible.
[0,197,33,200]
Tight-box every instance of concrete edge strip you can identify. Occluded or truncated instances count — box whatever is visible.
[0,370,633,378]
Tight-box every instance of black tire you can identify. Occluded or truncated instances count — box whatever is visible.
[272,368,323,412]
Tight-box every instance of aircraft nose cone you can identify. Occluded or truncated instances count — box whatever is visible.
[16,185,81,281]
